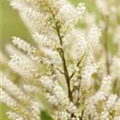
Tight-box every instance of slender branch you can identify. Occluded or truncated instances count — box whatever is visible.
[69,52,86,80]
[55,22,73,101]
[103,17,110,75]
[48,8,73,101]
[49,9,73,101]
[57,68,65,75]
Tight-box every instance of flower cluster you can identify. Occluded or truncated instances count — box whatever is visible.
[1,0,120,120]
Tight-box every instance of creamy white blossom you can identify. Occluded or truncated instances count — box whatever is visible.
[9,54,40,79]
[1,0,120,120]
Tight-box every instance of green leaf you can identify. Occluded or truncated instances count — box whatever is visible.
[40,110,53,120]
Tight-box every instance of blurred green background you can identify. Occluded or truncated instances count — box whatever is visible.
[1,0,32,51]
[0,0,114,120]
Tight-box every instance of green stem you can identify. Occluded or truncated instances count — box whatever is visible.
[55,22,73,101]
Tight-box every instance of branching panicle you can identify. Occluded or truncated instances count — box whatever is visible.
[1,0,120,120]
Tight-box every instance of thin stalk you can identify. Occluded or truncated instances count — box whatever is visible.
[103,18,110,75]
[48,5,73,101]
[55,22,73,101]
[49,9,73,101]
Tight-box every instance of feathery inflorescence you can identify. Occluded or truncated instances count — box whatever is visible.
[1,0,120,120]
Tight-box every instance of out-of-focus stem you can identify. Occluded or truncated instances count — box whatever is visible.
[103,17,110,75]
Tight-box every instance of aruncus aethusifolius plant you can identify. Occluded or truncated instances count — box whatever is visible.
[1,0,120,120]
